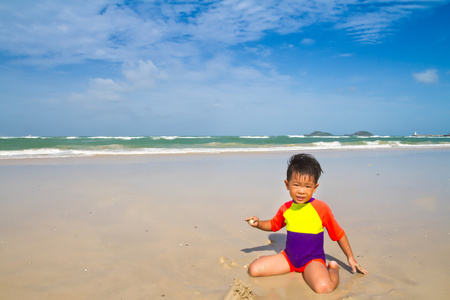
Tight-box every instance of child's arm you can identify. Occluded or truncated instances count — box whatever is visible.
[337,234,368,275]
[245,217,272,231]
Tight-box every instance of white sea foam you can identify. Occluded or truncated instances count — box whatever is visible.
[86,136,145,140]
[410,135,449,138]
[0,148,65,158]
[1,136,449,159]
[177,136,211,139]
[152,136,211,140]
[309,136,349,138]
[23,135,41,139]
[312,141,342,148]
[151,136,212,140]
[0,136,44,139]
[365,141,383,146]
[1,141,449,159]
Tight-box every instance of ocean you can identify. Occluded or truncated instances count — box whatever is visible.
[1,135,449,159]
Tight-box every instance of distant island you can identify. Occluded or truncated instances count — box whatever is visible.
[304,131,333,136]
[305,131,374,137]
[345,131,374,137]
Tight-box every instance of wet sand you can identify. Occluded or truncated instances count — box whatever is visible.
[0,149,449,299]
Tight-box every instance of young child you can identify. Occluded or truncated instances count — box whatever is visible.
[245,153,367,294]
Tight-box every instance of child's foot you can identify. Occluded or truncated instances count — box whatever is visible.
[327,261,339,270]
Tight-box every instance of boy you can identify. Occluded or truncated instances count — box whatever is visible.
[245,153,367,294]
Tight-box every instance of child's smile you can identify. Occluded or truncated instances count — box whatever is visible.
[284,173,319,204]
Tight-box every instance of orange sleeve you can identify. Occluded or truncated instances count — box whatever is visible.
[311,200,345,241]
[270,201,292,232]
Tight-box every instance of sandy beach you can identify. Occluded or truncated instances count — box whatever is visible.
[0,149,449,299]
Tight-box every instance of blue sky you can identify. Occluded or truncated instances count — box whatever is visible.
[0,0,449,136]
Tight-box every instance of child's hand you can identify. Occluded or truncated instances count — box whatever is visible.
[348,257,368,275]
[245,217,259,228]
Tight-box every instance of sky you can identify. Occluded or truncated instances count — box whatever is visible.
[0,0,449,136]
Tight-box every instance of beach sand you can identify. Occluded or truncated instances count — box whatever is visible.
[0,149,449,299]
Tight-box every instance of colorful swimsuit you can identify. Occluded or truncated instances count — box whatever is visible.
[270,198,345,270]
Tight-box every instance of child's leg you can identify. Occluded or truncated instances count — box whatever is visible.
[248,252,290,277]
[302,260,340,294]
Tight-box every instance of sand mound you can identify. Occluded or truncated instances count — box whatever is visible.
[223,278,255,300]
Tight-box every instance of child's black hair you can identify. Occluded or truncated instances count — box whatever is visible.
[286,153,323,183]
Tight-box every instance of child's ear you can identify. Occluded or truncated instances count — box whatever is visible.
[284,179,289,190]
[314,183,319,192]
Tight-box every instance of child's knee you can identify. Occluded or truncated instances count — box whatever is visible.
[311,281,335,294]
[247,260,262,277]
[247,265,258,277]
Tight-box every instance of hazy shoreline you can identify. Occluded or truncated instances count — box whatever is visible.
[1,135,450,160]
[1,145,450,163]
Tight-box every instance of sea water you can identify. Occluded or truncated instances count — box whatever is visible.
[0,135,449,159]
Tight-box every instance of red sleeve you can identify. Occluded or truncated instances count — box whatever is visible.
[270,201,292,232]
[311,200,345,241]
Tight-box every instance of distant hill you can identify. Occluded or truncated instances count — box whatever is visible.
[305,131,333,136]
[346,131,373,136]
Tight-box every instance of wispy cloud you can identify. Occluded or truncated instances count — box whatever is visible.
[300,38,316,46]
[333,0,448,44]
[69,55,293,114]
[413,69,439,84]
[69,60,167,104]
[1,0,448,135]
[122,60,168,89]
[0,0,446,65]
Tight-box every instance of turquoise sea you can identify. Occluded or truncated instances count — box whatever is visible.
[1,135,449,159]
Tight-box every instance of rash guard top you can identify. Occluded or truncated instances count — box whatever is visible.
[270,198,345,268]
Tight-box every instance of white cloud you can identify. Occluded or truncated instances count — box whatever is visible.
[301,38,315,46]
[122,60,167,89]
[334,1,443,44]
[69,77,126,105]
[88,78,125,102]
[413,69,439,84]
[244,45,272,56]
[0,0,446,65]
[69,59,168,104]
[68,53,294,116]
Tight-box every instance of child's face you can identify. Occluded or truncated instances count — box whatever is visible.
[284,172,319,204]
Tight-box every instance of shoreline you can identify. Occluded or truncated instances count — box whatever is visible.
[1,135,449,161]
[1,146,450,164]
